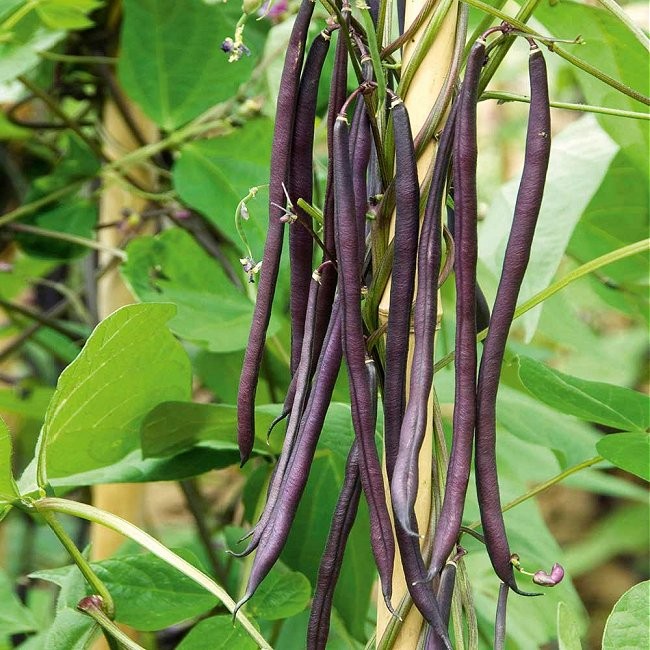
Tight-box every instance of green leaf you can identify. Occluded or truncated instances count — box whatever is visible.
[118,0,267,129]
[518,355,649,431]
[173,118,274,261]
[563,504,649,577]
[121,228,265,352]
[479,116,618,340]
[0,385,53,419]
[0,7,64,84]
[247,564,311,621]
[0,569,39,636]
[557,602,583,650]
[602,581,649,650]
[35,0,102,30]
[596,432,650,481]
[175,615,257,650]
[0,417,19,509]
[34,552,218,631]
[569,151,649,294]
[497,385,599,469]
[141,401,281,459]
[40,303,191,479]
[15,199,97,260]
[43,608,98,650]
[536,1,649,177]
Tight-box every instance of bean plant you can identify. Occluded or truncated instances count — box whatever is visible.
[0,1,648,649]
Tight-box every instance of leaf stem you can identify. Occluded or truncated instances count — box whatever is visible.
[481,91,650,120]
[0,179,86,227]
[463,0,650,106]
[466,456,605,530]
[8,223,127,260]
[77,596,143,649]
[434,238,650,371]
[0,297,84,341]
[33,498,272,649]
[39,510,116,618]
[38,51,119,65]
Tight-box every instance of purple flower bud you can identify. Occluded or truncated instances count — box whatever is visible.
[221,38,234,54]
[533,563,565,587]
[174,209,191,220]
[77,595,104,612]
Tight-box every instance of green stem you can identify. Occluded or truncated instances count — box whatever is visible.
[359,2,387,108]
[434,238,650,372]
[397,0,455,98]
[0,0,38,33]
[381,0,438,57]
[481,90,650,120]
[0,297,83,341]
[40,511,116,618]
[594,0,649,52]
[465,0,507,56]
[38,51,119,65]
[296,198,324,226]
[18,76,105,160]
[464,0,650,106]
[34,498,272,649]
[474,0,541,95]
[9,223,127,260]
[0,179,86,227]
[466,456,604,530]
[77,596,143,650]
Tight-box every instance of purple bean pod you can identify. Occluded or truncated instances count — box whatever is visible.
[475,44,550,595]
[333,107,396,613]
[288,28,334,375]
[234,302,344,613]
[306,356,379,649]
[232,266,325,559]
[237,0,316,465]
[427,40,486,577]
[390,103,457,539]
[383,93,420,484]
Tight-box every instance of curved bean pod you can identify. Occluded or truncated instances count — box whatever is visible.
[307,358,379,649]
[234,302,344,612]
[475,44,550,595]
[233,265,325,558]
[237,0,316,465]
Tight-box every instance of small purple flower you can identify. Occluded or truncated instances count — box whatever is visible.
[533,563,565,587]
[259,0,288,22]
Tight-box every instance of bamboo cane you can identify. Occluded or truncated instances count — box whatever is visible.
[376,0,458,644]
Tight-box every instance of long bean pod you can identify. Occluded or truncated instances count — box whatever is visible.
[307,358,379,649]
[333,100,395,612]
[475,43,551,594]
[233,265,325,558]
[426,40,485,579]
[288,28,334,375]
[237,0,316,465]
[234,288,344,612]
[383,92,420,483]
[390,102,457,538]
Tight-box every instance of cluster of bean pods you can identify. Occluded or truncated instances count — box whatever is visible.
[234,3,563,646]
